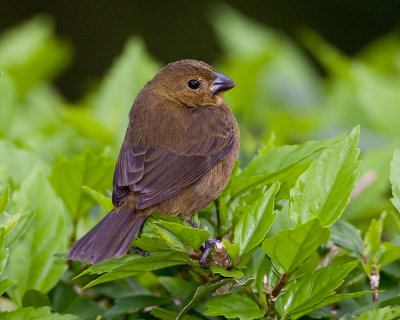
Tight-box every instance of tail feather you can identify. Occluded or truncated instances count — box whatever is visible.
[68,207,147,265]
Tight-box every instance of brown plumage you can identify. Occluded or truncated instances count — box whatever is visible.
[68,60,240,265]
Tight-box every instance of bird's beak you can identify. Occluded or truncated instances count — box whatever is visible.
[211,72,236,95]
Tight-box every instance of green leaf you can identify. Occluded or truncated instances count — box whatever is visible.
[156,220,211,250]
[0,306,80,320]
[50,280,104,319]
[289,126,360,226]
[290,291,373,319]
[211,265,244,278]
[364,212,385,258]
[104,295,171,320]
[81,185,113,211]
[281,261,359,318]
[231,138,338,197]
[153,224,186,250]
[390,149,400,213]
[49,148,114,219]
[0,74,17,135]
[204,294,266,320]
[177,278,231,319]
[268,201,294,237]
[0,140,45,187]
[379,242,400,267]
[4,209,34,248]
[159,277,198,303]
[3,167,69,305]
[151,307,202,320]
[0,211,23,243]
[0,279,13,295]
[91,37,160,148]
[132,237,177,252]
[262,218,330,273]
[234,183,279,255]
[80,251,189,288]
[330,220,364,256]
[356,306,400,320]
[22,289,51,308]
[222,239,240,265]
[0,185,10,215]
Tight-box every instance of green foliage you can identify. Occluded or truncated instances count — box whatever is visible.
[3,168,69,306]
[234,183,279,256]
[262,218,330,273]
[356,306,400,320]
[280,261,359,319]
[0,306,80,320]
[0,6,399,320]
[49,149,114,220]
[204,294,266,320]
[289,126,360,226]
[390,149,400,213]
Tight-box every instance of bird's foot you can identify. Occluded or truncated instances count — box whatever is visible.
[186,219,231,268]
[127,247,149,257]
[200,238,216,268]
[199,238,231,268]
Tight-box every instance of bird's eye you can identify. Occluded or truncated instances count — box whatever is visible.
[188,79,200,89]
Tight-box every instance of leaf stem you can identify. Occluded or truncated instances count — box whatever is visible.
[247,287,264,309]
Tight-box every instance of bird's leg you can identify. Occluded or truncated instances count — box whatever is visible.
[199,238,217,268]
[185,218,217,268]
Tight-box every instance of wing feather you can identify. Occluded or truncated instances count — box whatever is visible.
[112,123,236,209]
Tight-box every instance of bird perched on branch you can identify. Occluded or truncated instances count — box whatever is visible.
[68,59,239,265]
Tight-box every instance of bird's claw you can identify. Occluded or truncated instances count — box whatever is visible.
[199,238,216,268]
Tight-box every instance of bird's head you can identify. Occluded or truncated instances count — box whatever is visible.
[149,59,235,108]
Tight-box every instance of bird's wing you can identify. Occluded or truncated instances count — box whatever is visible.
[112,131,236,210]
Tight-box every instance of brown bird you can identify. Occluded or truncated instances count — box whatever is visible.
[68,60,239,265]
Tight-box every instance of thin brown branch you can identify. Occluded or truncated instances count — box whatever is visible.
[188,251,201,260]
[264,275,277,320]
[318,244,341,268]
[370,264,380,302]
[247,287,264,309]
[188,264,209,282]
[272,273,289,298]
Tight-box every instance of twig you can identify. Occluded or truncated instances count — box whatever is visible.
[318,244,341,268]
[188,251,201,260]
[272,273,289,298]
[351,170,377,200]
[370,264,380,302]
[188,264,210,282]
[264,275,277,320]
[247,287,264,309]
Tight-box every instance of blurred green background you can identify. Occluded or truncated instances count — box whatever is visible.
[1,2,400,318]
[1,2,400,227]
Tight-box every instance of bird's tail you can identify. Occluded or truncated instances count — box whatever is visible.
[68,206,147,265]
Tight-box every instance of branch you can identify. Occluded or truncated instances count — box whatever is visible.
[264,275,277,320]
[370,264,380,302]
[272,273,289,298]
